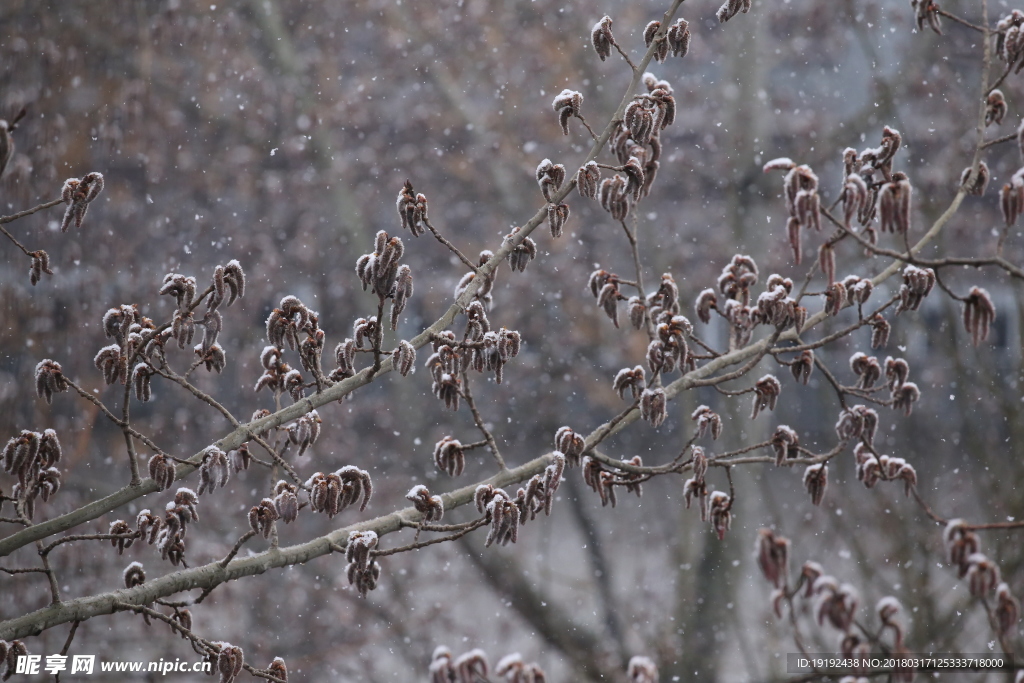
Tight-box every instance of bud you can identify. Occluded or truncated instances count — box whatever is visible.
[627,656,659,683]
[960,161,990,196]
[667,18,691,57]
[891,382,920,417]
[591,16,615,61]
[999,169,1024,226]
[123,561,146,589]
[803,464,828,506]
[577,161,601,198]
[109,520,134,555]
[148,454,176,492]
[393,340,416,377]
[912,0,942,34]
[546,202,570,238]
[966,554,1001,597]
[691,406,723,440]
[504,227,538,273]
[694,288,717,324]
[708,490,732,539]
[268,658,288,683]
[823,281,847,317]
[640,387,667,427]
[996,583,1020,637]
[878,173,912,234]
[770,426,800,466]
[755,528,791,588]
[555,426,586,466]
[552,89,583,135]
[28,249,53,286]
[248,498,279,539]
[406,484,445,522]
[815,582,859,633]
[535,158,566,202]
[849,352,881,389]
[34,359,69,404]
[791,349,814,385]
[751,374,781,419]
[870,314,891,349]
[986,89,1008,126]
[962,286,995,346]
[59,172,105,232]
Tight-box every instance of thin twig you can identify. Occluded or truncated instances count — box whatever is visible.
[221,530,257,568]
[935,8,988,33]
[575,114,599,140]
[41,532,139,557]
[460,372,506,470]
[423,217,480,273]
[612,42,638,73]
[0,197,64,225]
[980,130,1016,150]
[374,517,488,557]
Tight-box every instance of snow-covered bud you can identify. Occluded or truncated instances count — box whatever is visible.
[708,490,732,540]
[148,454,176,492]
[891,381,920,416]
[865,314,890,350]
[535,158,566,202]
[716,0,751,23]
[823,281,847,317]
[751,375,781,418]
[791,349,814,385]
[577,161,601,198]
[803,463,828,506]
[960,161,990,196]
[627,656,659,683]
[667,18,691,57]
[34,359,69,404]
[695,288,717,324]
[406,484,445,522]
[393,340,416,377]
[591,16,615,61]
[640,387,667,428]
[123,561,145,589]
[986,90,1008,126]
[504,227,538,273]
[248,498,279,539]
[196,446,230,496]
[691,405,723,440]
[546,202,570,238]
[273,481,299,524]
[109,520,134,555]
[770,426,800,466]
[60,172,104,232]
[554,426,586,466]
[849,352,881,389]
[396,180,427,237]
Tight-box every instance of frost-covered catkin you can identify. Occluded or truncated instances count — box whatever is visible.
[591,16,615,61]
[627,656,659,683]
[803,464,828,506]
[60,172,104,232]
